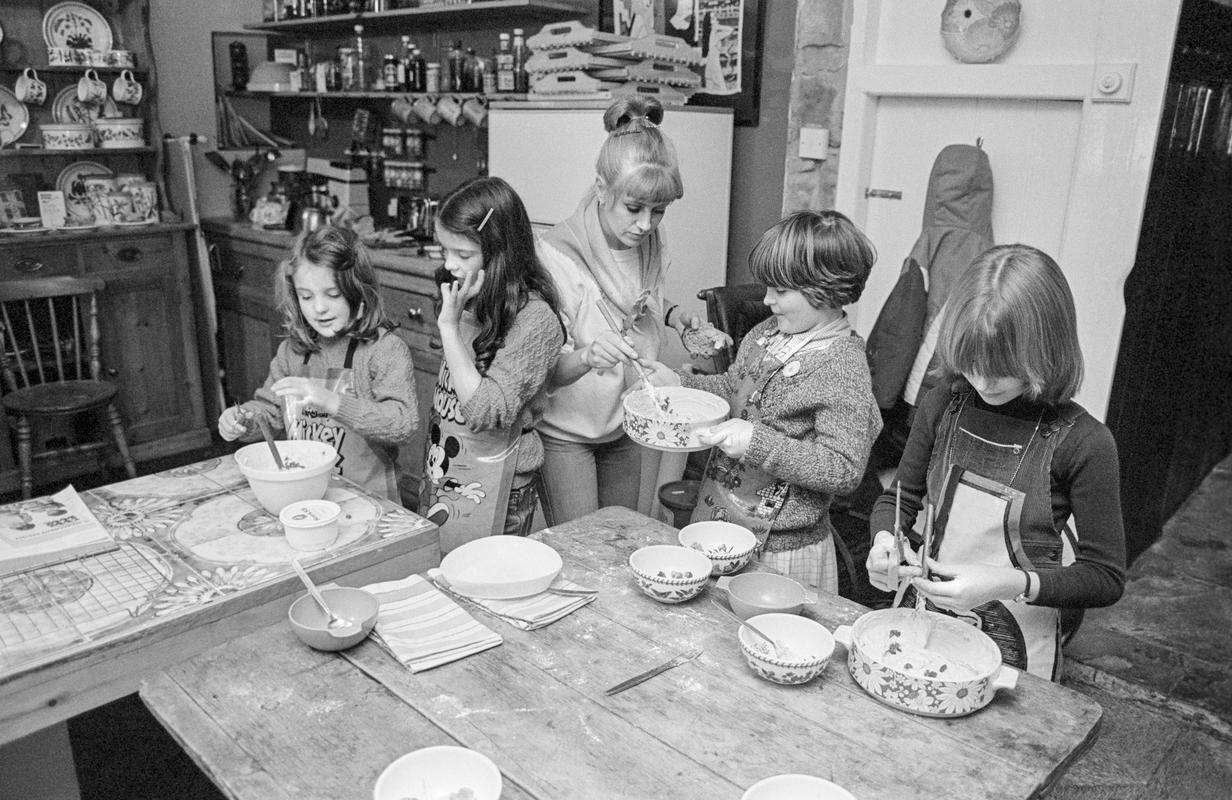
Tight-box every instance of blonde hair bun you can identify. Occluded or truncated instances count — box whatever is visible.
[603,96,665,132]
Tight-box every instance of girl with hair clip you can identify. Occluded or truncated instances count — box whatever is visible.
[537,95,727,525]
[865,244,1126,681]
[644,211,883,595]
[217,225,418,502]
[425,176,565,549]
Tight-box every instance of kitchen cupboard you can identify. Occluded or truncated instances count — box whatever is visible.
[203,219,441,510]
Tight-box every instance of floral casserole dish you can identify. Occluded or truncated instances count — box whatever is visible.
[622,386,729,452]
[834,607,1019,717]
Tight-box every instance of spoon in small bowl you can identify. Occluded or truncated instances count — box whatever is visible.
[711,598,780,658]
[290,558,361,638]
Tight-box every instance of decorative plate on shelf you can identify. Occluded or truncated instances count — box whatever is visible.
[57,161,112,224]
[43,2,114,53]
[0,86,30,147]
[51,86,101,125]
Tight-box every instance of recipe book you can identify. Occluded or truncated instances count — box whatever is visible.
[0,486,118,577]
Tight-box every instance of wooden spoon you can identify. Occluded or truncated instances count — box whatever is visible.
[252,413,286,470]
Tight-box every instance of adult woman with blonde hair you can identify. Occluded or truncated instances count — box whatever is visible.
[536,95,722,524]
[865,244,1127,681]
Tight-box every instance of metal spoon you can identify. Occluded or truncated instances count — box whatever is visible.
[290,558,361,637]
[710,599,780,657]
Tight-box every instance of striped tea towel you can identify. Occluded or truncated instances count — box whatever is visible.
[362,574,502,672]
[428,568,597,631]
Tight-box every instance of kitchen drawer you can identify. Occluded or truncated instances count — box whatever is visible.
[82,235,175,273]
[0,243,80,277]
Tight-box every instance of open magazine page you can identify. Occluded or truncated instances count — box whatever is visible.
[0,486,118,577]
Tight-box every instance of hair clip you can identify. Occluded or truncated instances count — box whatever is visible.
[476,207,494,231]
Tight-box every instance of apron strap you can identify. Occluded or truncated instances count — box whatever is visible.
[301,338,360,368]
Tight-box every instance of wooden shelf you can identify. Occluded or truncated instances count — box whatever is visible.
[0,65,149,75]
[0,222,196,246]
[244,0,590,36]
[0,146,156,158]
[226,89,527,100]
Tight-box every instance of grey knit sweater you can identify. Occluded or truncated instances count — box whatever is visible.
[458,296,564,476]
[681,318,882,551]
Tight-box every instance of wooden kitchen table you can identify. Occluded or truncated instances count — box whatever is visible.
[140,506,1102,800]
[0,454,438,745]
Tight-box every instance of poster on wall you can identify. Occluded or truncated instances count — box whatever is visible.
[610,1,763,125]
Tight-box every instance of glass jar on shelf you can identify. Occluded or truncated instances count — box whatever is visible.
[339,47,360,92]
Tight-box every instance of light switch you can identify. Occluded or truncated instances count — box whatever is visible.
[1092,63,1136,104]
[798,126,829,160]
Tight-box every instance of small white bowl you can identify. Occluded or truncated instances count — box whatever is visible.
[628,544,712,604]
[373,745,502,800]
[93,117,144,148]
[279,499,341,551]
[738,613,835,685]
[678,520,758,576]
[234,440,337,514]
[742,774,857,800]
[287,587,379,652]
[622,386,729,451]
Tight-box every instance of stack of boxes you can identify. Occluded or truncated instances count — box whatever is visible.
[524,20,702,106]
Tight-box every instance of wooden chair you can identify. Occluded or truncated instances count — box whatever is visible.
[696,283,771,372]
[0,276,137,498]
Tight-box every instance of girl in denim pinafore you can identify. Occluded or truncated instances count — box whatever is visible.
[866,244,1127,681]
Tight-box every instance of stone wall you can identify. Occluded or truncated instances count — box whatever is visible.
[783,0,852,214]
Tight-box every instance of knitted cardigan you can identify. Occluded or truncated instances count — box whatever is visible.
[681,318,882,551]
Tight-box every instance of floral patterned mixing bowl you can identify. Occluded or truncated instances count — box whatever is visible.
[678,520,757,576]
[628,544,711,604]
[834,608,1019,717]
[622,386,729,452]
[738,612,835,685]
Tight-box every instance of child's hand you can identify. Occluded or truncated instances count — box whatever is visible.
[698,419,754,459]
[583,329,640,371]
[912,560,1028,613]
[271,377,341,416]
[438,268,485,330]
[217,405,252,441]
[680,319,733,359]
[866,530,922,592]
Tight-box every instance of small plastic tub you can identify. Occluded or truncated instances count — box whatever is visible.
[279,499,341,551]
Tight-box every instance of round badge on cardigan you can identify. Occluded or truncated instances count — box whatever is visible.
[783,361,801,377]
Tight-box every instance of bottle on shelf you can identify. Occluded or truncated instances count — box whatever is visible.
[398,36,412,91]
[447,40,465,93]
[425,61,441,93]
[496,32,514,93]
[382,54,399,91]
[512,28,530,94]
[482,49,497,95]
[465,47,481,93]
[354,24,368,91]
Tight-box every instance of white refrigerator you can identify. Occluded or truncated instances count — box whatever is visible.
[488,101,734,519]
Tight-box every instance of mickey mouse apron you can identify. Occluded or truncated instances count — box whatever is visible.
[420,310,519,554]
[286,338,398,501]
[690,320,851,551]
[921,392,1080,680]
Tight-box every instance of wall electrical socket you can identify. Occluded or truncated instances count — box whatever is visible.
[798,126,829,160]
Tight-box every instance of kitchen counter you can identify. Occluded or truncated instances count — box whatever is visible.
[200,218,441,281]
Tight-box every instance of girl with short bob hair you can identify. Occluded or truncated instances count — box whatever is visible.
[867,243,1126,682]
[935,244,1083,404]
[749,209,876,310]
[217,225,418,503]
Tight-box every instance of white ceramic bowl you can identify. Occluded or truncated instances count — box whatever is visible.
[628,544,711,604]
[373,745,502,800]
[93,117,144,148]
[715,572,814,620]
[834,608,1018,717]
[742,774,857,800]
[287,587,379,652]
[738,613,835,685]
[678,520,758,576]
[41,123,93,150]
[234,440,337,514]
[622,386,729,451]
[438,536,562,599]
[279,499,341,551]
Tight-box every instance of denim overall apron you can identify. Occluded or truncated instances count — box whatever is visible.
[921,392,1079,680]
[421,310,519,554]
[286,338,398,501]
[690,320,850,548]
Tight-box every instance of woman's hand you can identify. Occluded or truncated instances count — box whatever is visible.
[866,530,922,592]
[271,377,341,416]
[912,560,1028,612]
[217,405,252,441]
[583,329,641,371]
[438,268,485,332]
[639,359,682,388]
[697,419,755,459]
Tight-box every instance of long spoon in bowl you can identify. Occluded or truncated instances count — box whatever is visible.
[252,413,286,470]
[290,558,361,638]
[711,599,780,658]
